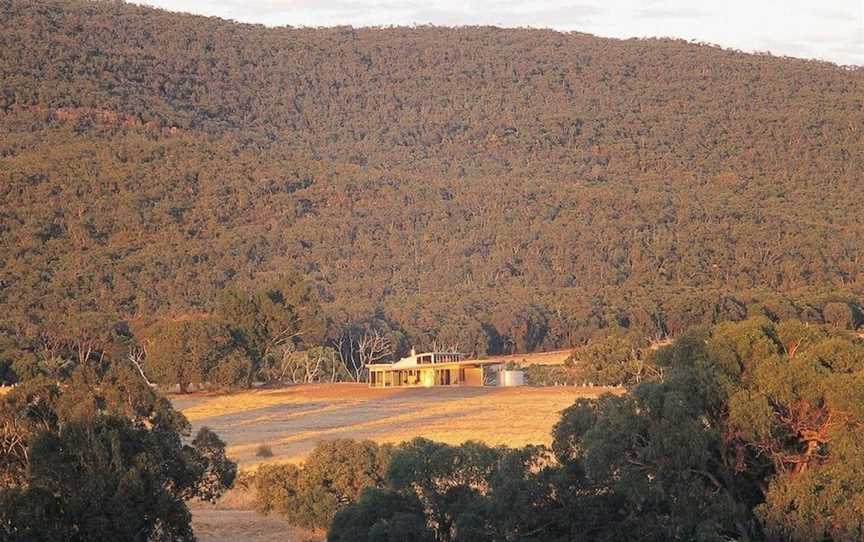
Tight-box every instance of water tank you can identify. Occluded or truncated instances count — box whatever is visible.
[498,370,525,387]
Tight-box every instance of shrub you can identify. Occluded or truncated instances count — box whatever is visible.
[254,463,303,516]
[523,364,581,386]
[253,439,394,530]
[256,444,274,458]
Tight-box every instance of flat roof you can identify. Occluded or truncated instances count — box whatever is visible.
[367,359,503,369]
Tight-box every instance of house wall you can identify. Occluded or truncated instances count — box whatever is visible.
[462,367,483,386]
[369,365,486,387]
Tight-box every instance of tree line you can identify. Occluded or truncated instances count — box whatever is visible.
[0,272,410,391]
[2,268,860,391]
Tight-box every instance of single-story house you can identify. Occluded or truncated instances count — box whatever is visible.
[367,349,502,388]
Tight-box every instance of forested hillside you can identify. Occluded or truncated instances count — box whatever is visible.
[1,0,863,356]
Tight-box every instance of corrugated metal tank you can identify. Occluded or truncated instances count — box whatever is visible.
[498,370,525,387]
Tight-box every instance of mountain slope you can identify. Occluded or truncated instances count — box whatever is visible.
[1,0,862,352]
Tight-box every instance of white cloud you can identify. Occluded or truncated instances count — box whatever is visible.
[135,0,863,65]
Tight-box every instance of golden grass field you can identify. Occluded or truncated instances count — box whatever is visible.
[174,383,614,468]
[176,383,618,542]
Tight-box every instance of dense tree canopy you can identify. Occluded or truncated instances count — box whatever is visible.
[255,439,394,530]
[0,361,237,541]
[141,316,242,392]
[552,319,864,540]
[0,0,862,359]
[324,318,864,541]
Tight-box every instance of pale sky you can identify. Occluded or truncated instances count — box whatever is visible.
[135,0,863,66]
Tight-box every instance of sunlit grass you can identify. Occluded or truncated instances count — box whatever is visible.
[173,384,619,468]
[179,389,315,422]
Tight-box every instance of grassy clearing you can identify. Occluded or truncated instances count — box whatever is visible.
[177,383,618,541]
[190,504,321,542]
[172,383,617,468]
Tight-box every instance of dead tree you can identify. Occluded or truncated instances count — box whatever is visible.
[127,346,153,387]
[338,329,393,382]
[431,341,460,354]
[303,350,326,383]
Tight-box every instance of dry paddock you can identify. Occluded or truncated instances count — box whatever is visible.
[174,383,618,542]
